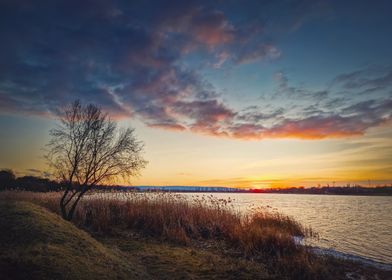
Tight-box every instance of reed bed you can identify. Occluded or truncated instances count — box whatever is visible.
[0,190,312,259]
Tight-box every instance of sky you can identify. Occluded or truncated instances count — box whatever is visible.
[0,0,391,188]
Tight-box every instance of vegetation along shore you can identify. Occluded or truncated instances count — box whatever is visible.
[0,190,390,280]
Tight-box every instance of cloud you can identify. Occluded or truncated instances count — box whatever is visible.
[0,1,390,141]
[222,98,392,140]
[273,71,329,102]
[148,123,187,131]
[333,65,392,91]
[237,107,284,123]
[188,10,235,47]
[25,168,52,178]
[234,44,281,64]
[155,6,236,52]
[174,100,236,136]
[212,51,230,68]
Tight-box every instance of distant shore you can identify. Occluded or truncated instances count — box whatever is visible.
[95,185,392,196]
[1,171,391,195]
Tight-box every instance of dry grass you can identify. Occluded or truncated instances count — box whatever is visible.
[0,200,148,280]
[0,191,313,256]
[0,191,308,251]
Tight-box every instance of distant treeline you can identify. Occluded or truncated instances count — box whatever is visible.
[250,186,392,196]
[1,169,391,195]
[0,169,64,192]
[94,185,247,193]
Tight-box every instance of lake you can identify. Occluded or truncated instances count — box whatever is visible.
[181,193,392,266]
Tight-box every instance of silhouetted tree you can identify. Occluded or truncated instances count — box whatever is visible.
[0,169,15,190]
[14,176,62,192]
[46,100,147,221]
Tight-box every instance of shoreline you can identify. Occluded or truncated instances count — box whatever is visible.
[311,247,392,271]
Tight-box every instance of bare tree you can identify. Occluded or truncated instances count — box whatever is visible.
[47,100,147,221]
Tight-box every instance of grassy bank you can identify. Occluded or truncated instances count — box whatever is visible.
[0,191,390,279]
[0,200,148,280]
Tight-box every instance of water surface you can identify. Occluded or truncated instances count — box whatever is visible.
[182,193,392,265]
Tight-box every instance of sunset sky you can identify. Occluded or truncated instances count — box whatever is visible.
[0,0,391,188]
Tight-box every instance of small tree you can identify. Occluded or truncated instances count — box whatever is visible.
[47,100,147,221]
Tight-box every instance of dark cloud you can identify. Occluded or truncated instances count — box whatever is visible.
[25,168,52,178]
[237,107,285,123]
[221,98,392,140]
[0,1,390,140]
[333,66,392,91]
[174,100,235,136]
[174,9,235,48]
[270,71,329,105]
[0,1,280,121]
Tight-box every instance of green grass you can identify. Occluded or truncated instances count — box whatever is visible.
[0,201,147,280]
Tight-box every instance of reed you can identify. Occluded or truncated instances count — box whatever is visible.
[0,190,312,259]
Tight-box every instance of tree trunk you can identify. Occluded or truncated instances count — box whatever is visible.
[59,186,88,221]
[66,189,86,221]
[60,188,70,220]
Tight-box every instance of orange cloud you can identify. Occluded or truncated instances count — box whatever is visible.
[148,123,186,131]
